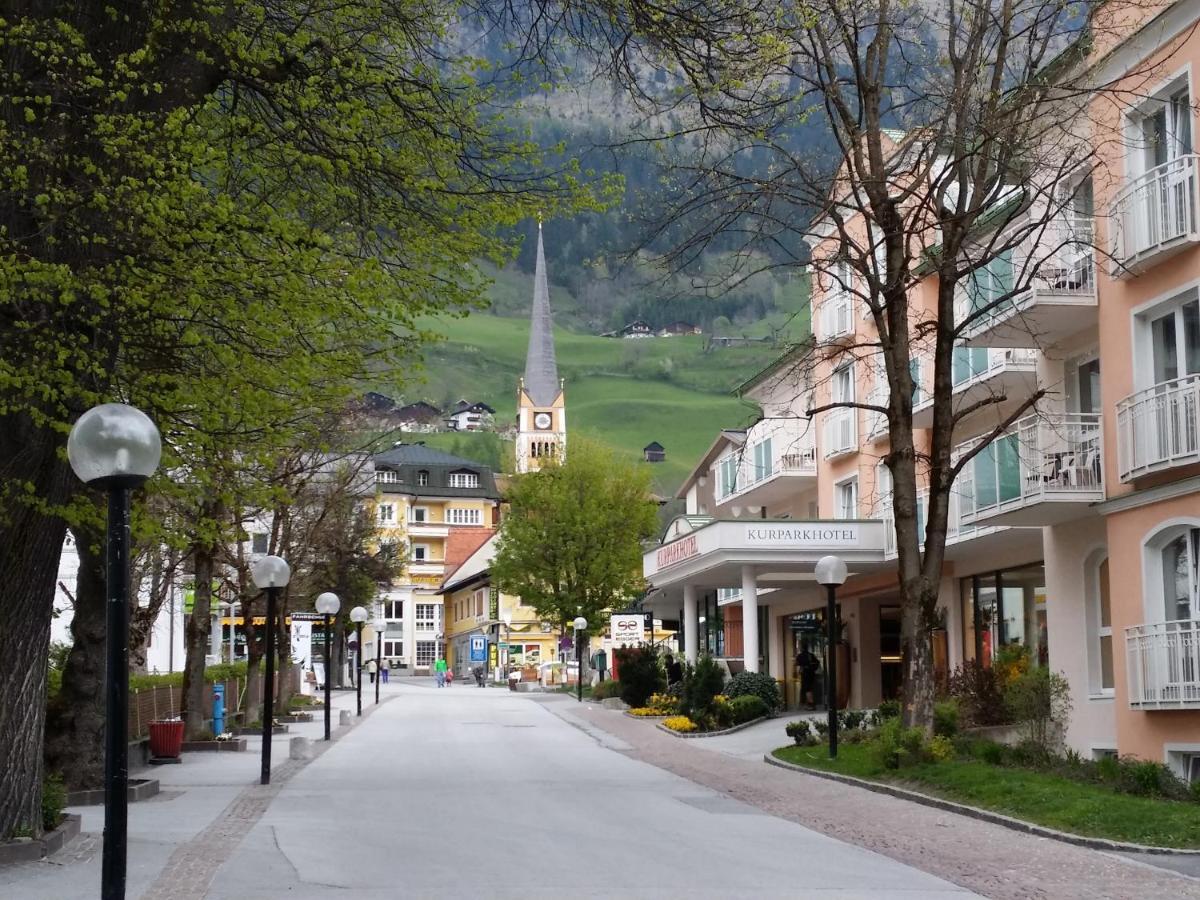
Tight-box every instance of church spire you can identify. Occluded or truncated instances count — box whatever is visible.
[522,220,560,407]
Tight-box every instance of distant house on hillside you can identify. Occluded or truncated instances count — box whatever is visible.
[643,441,666,462]
[361,391,397,413]
[395,401,442,432]
[603,320,655,339]
[446,400,496,432]
[657,322,701,337]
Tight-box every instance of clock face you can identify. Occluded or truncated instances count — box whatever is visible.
[534,412,552,430]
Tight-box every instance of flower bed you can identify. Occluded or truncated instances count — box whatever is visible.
[657,715,767,738]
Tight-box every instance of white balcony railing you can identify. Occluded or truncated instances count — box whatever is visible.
[1116,375,1200,481]
[1126,619,1200,708]
[957,413,1103,521]
[1110,154,1200,271]
[780,447,818,474]
[823,408,857,459]
[819,292,854,341]
[951,347,1038,389]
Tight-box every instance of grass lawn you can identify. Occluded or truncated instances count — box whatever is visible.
[773,743,1200,849]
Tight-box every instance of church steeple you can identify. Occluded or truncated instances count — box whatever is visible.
[522,221,560,406]
[516,220,566,474]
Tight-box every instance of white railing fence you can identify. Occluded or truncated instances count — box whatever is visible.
[780,446,818,474]
[1110,154,1199,267]
[1126,619,1200,707]
[1117,374,1200,481]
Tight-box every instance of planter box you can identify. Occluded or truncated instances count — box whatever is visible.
[66,778,160,807]
[276,713,313,723]
[181,738,248,752]
[234,725,288,736]
[0,814,81,866]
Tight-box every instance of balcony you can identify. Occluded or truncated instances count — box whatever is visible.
[1109,154,1200,275]
[878,486,1026,559]
[818,292,854,342]
[1116,375,1200,482]
[911,348,1038,430]
[823,408,857,459]
[715,447,817,511]
[960,220,1096,348]
[406,518,450,539]
[957,414,1104,526]
[1126,620,1200,708]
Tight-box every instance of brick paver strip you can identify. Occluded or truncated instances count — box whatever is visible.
[553,702,1200,900]
[140,699,392,900]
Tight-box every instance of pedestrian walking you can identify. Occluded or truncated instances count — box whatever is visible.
[434,656,447,687]
[665,653,683,686]
[473,664,485,687]
[381,664,389,684]
[445,668,454,687]
[796,642,819,710]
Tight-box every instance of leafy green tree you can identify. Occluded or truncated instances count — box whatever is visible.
[492,439,659,633]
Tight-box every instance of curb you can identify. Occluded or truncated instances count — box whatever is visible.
[66,777,160,807]
[656,716,768,739]
[763,752,1200,857]
[623,711,668,720]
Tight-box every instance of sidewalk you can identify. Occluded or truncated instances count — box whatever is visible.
[540,697,1200,900]
[0,685,395,900]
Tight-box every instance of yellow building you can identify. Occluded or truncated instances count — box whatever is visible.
[371,445,501,674]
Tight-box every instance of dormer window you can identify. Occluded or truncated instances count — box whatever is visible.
[417,470,430,486]
[448,471,479,488]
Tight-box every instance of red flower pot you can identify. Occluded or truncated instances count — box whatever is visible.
[148,720,185,758]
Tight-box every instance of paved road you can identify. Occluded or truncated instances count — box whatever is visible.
[206,685,975,899]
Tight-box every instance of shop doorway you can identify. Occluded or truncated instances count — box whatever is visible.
[879,605,902,701]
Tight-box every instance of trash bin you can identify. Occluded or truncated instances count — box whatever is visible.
[148,720,185,759]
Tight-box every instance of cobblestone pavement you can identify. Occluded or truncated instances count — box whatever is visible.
[543,698,1200,900]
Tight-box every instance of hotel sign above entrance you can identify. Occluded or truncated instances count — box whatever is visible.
[656,534,699,570]
[743,524,862,547]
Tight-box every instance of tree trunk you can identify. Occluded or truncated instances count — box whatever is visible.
[182,542,216,739]
[275,599,295,712]
[333,615,347,687]
[243,593,262,725]
[0,419,73,839]
[899,594,937,732]
[44,523,108,791]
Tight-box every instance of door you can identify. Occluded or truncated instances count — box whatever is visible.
[1148,298,1200,463]
[1160,528,1200,698]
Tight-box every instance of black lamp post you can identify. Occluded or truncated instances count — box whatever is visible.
[814,555,848,759]
[350,606,368,716]
[68,403,162,900]
[251,554,291,785]
[373,615,385,704]
[573,615,588,703]
[315,592,340,741]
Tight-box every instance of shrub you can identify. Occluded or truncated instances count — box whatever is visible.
[970,739,1007,766]
[813,719,829,738]
[590,680,623,701]
[948,661,1008,726]
[839,709,867,731]
[876,699,901,721]
[1005,666,1072,750]
[723,671,782,712]
[662,716,697,733]
[646,692,679,714]
[616,649,665,709]
[928,735,955,763]
[785,720,816,746]
[872,718,928,770]
[728,694,769,724]
[42,774,67,832]
[680,655,725,721]
[709,694,736,729]
[993,642,1031,688]
[933,699,959,738]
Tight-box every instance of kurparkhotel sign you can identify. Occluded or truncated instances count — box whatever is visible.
[655,523,862,571]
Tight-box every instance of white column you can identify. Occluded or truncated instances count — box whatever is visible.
[683,584,699,664]
[741,565,759,673]
[768,608,783,680]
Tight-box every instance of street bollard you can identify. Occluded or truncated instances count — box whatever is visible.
[289,737,313,760]
[339,709,351,726]
[212,683,225,737]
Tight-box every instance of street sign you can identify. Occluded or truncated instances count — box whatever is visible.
[789,615,822,634]
[611,614,644,645]
[469,635,487,662]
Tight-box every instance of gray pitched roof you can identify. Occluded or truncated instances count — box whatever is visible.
[373,443,501,499]
[523,223,560,407]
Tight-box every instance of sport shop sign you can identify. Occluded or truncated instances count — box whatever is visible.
[656,534,699,570]
[743,524,862,548]
[610,614,645,645]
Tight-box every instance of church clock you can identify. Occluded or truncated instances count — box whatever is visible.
[534,412,553,430]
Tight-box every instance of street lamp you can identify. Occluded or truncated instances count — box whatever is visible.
[350,606,368,716]
[251,554,290,785]
[373,616,386,704]
[814,555,848,759]
[315,592,340,741]
[502,609,513,681]
[68,403,161,900]
[573,615,588,703]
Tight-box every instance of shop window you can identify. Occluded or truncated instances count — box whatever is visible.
[415,640,436,667]
[961,563,1047,668]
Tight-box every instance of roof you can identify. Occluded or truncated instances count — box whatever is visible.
[440,533,500,593]
[523,222,561,406]
[673,430,747,500]
[373,444,501,499]
[735,340,814,398]
[441,528,496,582]
[449,400,496,415]
[395,401,441,420]
[644,441,665,451]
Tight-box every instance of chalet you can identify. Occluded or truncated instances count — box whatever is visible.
[395,401,442,432]
[643,441,666,463]
[603,320,655,339]
[446,400,496,432]
[657,322,702,337]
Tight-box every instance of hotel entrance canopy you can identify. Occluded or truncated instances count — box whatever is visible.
[643,516,891,607]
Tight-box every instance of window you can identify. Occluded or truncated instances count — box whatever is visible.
[416,603,437,629]
[412,544,429,563]
[875,462,893,515]
[474,588,487,617]
[965,249,1014,317]
[1148,297,1200,387]
[752,438,773,482]
[1142,87,1192,173]
[251,533,269,554]
[448,471,480,488]
[447,508,482,526]
[417,470,429,486]
[835,477,858,519]
[1092,558,1114,693]
[718,454,738,498]
[961,563,1048,668]
[383,600,403,620]
[378,504,395,524]
[383,640,404,658]
[1073,357,1102,414]
[1160,528,1200,622]
[410,507,428,524]
[415,640,437,667]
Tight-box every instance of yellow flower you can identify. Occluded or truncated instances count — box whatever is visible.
[663,716,698,733]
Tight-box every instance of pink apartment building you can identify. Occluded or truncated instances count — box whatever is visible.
[643,1,1200,781]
